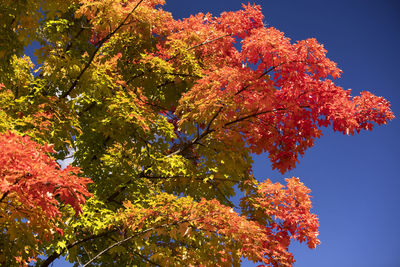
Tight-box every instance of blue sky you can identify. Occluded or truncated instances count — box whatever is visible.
[39,0,400,266]
[163,0,400,266]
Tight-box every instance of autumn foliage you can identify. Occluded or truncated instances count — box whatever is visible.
[0,0,394,266]
[0,131,91,263]
[1,132,91,217]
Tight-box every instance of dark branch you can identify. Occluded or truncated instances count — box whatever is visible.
[40,229,118,267]
[64,27,85,53]
[223,108,285,128]
[0,191,9,203]
[143,174,241,184]
[167,106,223,157]
[60,0,145,99]
[81,218,194,267]
[167,34,232,62]
[187,34,232,51]
[235,60,308,96]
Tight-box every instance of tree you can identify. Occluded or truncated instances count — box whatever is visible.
[0,0,394,266]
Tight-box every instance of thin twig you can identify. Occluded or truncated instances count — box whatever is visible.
[82,218,194,267]
[40,229,118,267]
[187,34,232,51]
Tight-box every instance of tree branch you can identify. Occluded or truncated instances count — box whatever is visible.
[64,26,85,53]
[0,176,24,203]
[81,218,196,267]
[167,34,232,62]
[143,174,241,184]
[235,60,309,96]
[60,0,145,99]
[223,105,310,128]
[0,191,9,203]
[40,229,118,267]
[187,34,232,51]
[167,106,223,158]
[223,108,285,128]
[167,104,311,160]
[208,180,237,208]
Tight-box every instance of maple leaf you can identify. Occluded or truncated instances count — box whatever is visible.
[0,0,393,266]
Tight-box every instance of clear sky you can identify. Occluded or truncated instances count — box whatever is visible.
[163,0,400,266]
[40,0,400,266]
